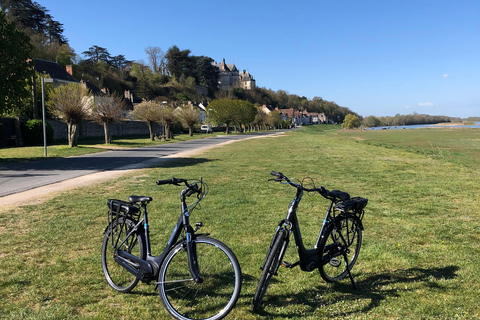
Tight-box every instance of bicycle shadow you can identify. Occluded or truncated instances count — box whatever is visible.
[249,265,459,317]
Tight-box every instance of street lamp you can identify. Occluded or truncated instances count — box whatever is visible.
[161,101,167,141]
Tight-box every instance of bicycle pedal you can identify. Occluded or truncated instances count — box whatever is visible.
[281,261,292,268]
[329,258,341,267]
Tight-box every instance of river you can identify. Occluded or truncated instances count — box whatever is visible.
[365,122,480,130]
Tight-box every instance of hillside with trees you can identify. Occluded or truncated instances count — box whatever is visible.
[0,0,359,125]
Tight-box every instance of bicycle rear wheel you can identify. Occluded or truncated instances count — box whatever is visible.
[251,228,287,312]
[158,236,242,320]
[318,215,362,282]
[101,217,145,292]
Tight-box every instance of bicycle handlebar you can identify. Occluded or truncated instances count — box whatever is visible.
[269,171,349,201]
[156,177,205,199]
[156,177,187,186]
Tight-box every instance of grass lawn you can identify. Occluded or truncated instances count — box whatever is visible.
[0,125,479,319]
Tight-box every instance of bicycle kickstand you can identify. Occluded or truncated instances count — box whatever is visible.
[343,253,357,290]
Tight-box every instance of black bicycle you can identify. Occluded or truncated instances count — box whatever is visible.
[101,177,242,320]
[251,171,368,312]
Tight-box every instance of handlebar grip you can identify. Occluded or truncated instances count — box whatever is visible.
[317,186,327,195]
[270,171,279,176]
[156,178,175,185]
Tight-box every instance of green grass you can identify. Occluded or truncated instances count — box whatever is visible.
[1,125,479,319]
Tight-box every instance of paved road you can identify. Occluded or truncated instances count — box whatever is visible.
[0,132,285,197]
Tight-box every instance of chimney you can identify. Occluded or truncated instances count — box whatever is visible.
[66,65,73,76]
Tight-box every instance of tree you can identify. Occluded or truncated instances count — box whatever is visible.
[177,105,200,136]
[208,98,236,134]
[0,10,34,116]
[47,83,92,147]
[161,105,177,139]
[253,109,267,131]
[267,110,282,129]
[82,45,111,64]
[130,62,154,99]
[235,100,256,132]
[130,101,163,141]
[362,115,381,128]
[92,93,126,144]
[145,46,165,73]
[165,45,192,79]
[1,0,67,62]
[342,114,361,129]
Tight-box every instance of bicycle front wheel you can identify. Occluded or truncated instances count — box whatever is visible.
[101,217,145,293]
[158,236,242,320]
[318,215,362,282]
[251,228,287,312]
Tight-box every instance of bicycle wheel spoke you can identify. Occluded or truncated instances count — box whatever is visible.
[319,215,362,282]
[101,218,144,293]
[159,237,241,320]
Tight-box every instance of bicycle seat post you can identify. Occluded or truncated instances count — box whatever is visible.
[141,201,153,256]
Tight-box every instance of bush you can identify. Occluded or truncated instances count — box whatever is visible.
[342,114,361,129]
[21,119,54,146]
[0,123,5,148]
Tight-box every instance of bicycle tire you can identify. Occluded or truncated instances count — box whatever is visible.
[158,236,242,320]
[318,215,362,282]
[251,228,287,312]
[101,217,145,293]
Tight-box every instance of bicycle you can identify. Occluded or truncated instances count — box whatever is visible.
[251,171,368,312]
[101,177,242,320]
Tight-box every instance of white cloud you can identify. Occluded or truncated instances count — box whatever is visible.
[442,74,449,78]
[418,102,434,107]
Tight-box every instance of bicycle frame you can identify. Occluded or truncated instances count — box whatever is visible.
[272,184,336,272]
[114,186,204,284]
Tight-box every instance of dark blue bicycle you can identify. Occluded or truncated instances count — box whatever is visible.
[252,171,368,312]
[101,178,242,320]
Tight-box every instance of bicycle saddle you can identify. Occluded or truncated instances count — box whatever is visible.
[129,195,153,203]
[329,190,350,201]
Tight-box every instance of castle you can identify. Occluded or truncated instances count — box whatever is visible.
[212,59,256,90]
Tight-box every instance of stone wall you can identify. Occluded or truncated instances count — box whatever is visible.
[47,119,162,141]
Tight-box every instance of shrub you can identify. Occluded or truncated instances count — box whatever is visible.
[21,119,54,146]
[342,114,361,129]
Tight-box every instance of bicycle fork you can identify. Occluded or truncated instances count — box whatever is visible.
[185,227,203,284]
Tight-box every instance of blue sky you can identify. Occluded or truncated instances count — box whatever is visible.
[39,0,479,118]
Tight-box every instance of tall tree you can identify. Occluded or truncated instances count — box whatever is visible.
[192,55,219,93]
[82,45,111,64]
[1,0,67,44]
[145,46,165,73]
[47,83,92,147]
[0,10,34,116]
[165,45,192,79]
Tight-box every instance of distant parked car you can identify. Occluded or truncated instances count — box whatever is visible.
[201,125,213,133]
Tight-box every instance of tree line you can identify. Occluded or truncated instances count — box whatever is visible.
[362,113,459,128]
